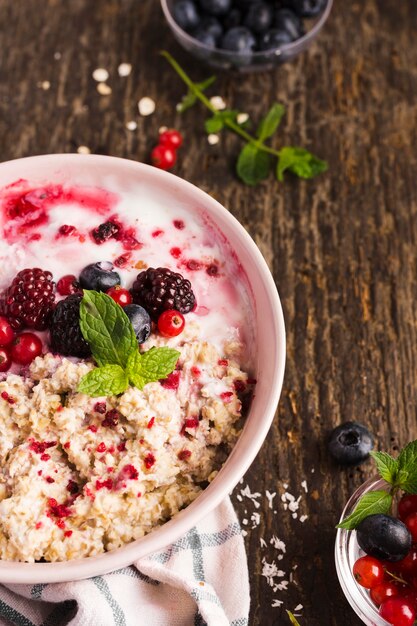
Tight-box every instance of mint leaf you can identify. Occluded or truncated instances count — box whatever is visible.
[127,347,180,390]
[257,103,285,142]
[205,109,239,134]
[337,491,392,530]
[277,147,328,181]
[78,365,129,397]
[287,612,301,626]
[178,76,216,113]
[80,290,137,369]
[370,451,399,485]
[397,441,417,493]
[236,143,271,186]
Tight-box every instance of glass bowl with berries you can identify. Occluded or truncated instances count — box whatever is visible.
[336,440,417,626]
[161,0,333,71]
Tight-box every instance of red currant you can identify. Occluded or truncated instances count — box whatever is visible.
[159,129,183,150]
[379,597,415,626]
[157,310,185,338]
[11,333,43,365]
[0,348,12,372]
[0,316,14,346]
[56,275,80,296]
[397,549,417,580]
[371,580,400,606]
[405,513,417,543]
[399,495,417,521]
[151,145,177,171]
[106,286,132,307]
[402,587,417,612]
[353,555,385,589]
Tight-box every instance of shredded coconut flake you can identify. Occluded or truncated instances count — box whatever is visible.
[301,480,308,493]
[266,490,276,509]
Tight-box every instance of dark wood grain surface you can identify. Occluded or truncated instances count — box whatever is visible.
[1,0,417,624]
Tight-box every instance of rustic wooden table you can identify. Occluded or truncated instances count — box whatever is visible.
[1,0,417,624]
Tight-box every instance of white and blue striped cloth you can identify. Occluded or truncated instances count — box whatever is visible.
[0,499,249,626]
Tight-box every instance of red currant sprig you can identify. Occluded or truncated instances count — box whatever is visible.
[151,129,183,171]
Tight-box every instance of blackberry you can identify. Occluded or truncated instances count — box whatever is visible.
[91,221,120,244]
[0,268,55,331]
[130,267,196,321]
[49,294,91,358]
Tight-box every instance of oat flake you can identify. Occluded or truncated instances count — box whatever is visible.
[77,146,91,155]
[92,68,109,82]
[208,134,219,145]
[210,96,226,111]
[118,63,132,77]
[126,121,137,131]
[97,83,112,96]
[138,97,156,116]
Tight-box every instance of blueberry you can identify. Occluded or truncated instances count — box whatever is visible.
[258,28,293,51]
[274,9,304,41]
[284,0,327,18]
[192,17,223,45]
[221,26,256,52]
[79,262,121,292]
[123,304,151,344]
[193,29,217,46]
[244,2,273,33]
[235,0,258,8]
[356,514,412,562]
[199,0,231,16]
[328,421,374,466]
[173,0,200,31]
[222,8,242,30]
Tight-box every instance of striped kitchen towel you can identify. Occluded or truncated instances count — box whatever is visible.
[0,498,249,626]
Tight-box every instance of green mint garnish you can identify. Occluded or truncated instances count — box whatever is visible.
[161,50,327,186]
[287,611,302,626]
[126,346,180,390]
[77,291,180,398]
[337,440,417,530]
[80,290,137,368]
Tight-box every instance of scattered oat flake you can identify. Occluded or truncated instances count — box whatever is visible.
[294,604,303,612]
[77,146,91,155]
[92,68,109,82]
[118,63,132,77]
[208,134,219,145]
[271,599,283,608]
[301,480,308,493]
[242,518,248,526]
[159,126,168,134]
[126,121,137,131]
[97,83,112,95]
[237,112,249,124]
[241,529,247,537]
[270,536,286,553]
[210,95,226,110]
[240,484,261,508]
[300,515,308,523]
[251,512,261,528]
[266,490,276,509]
[236,494,243,502]
[37,81,50,90]
[54,52,61,60]
[138,97,156,116]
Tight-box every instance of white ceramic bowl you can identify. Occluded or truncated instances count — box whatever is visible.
[0,154,285,583]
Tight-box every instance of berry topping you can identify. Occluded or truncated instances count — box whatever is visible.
[11,332,43,365]
[353,555,385,589]
[58,224,77,237]
[399,495,417,522]
[79,261,121,292]
[173,220,185,230]
[91,220,120,244]
[56,275,81,296]
[356,514,412,562]
[49,294,91,358]
[379,597,416,626]
[123,304,151,344]
[328,421,374,465]
[221,26,256,52]
[173,0,201,31]
[106,286,132,307]
[157,310,185,337]
[0,316,14,346]
[130,267,196,321]
[121,464,139,480]
[0,348,11,373]
[159,129,184,150]
[151,145,177,171]
[94,402,107,414]
[144,453,155,469]
[0,268,55,331]
[370,580,400,607]
[102,409,120,428]
[160,370,180,390]
[178,449,192,461]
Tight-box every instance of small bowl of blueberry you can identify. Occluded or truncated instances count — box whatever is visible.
[160,0,333,71]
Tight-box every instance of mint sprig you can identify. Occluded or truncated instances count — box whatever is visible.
[337,440,417,530]
[161,50,327,186]
[77,291,180,397]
